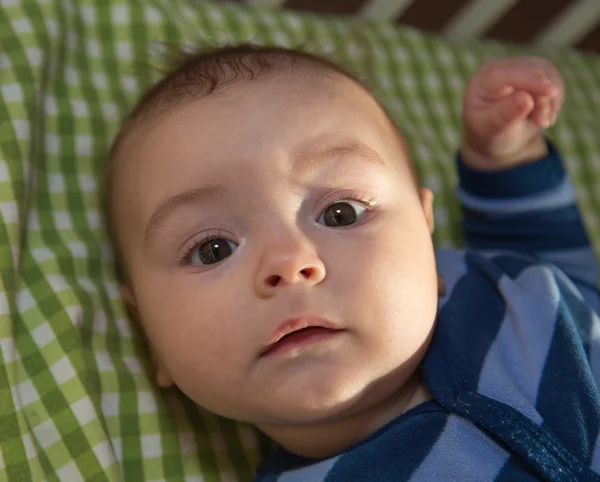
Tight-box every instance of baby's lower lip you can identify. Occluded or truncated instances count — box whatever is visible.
[261,327,343,357]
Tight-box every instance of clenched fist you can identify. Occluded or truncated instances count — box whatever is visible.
[461,56,565,171]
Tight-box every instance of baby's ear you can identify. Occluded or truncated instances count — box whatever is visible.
[152,354,174,389]
[419,188,435,234]
[120,285,139,321]
[120,285,174,389]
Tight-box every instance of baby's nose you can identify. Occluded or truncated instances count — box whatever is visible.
[255,245,326,298]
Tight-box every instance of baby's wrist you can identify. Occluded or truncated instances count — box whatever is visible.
[460,134,548,172]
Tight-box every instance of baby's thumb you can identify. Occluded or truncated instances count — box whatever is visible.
[482,90,534,138]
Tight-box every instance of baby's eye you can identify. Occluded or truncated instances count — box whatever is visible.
[317,200,367,227]
[190,238,238,265]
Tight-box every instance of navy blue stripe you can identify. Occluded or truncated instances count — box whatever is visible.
[558,276,595,357]
[326,406,448,482]
[488,254,538,279]
[496,456,544,481]
[535,279,600,466]
[457,140,564,199]
[424,253,507,392]
[463,204,590,252]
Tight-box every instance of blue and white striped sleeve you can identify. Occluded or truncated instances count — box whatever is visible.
[456,139,598,287]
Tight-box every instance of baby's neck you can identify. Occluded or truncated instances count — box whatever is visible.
[259,371,432,459]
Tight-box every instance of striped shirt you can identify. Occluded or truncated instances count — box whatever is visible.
[255,141,600,481]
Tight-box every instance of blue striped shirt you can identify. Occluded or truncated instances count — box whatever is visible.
[256,142,600,481]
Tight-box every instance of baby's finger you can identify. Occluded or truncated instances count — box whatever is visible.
[529,96,553,128]
[482,90,534,137]
[481,66,558,100]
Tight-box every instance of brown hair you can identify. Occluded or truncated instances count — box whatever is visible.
[104,44,416,280]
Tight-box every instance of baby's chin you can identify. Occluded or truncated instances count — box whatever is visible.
[251,360,421,427]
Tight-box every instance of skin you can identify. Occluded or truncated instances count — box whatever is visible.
[116,70,439,458]
[113,55,564,459]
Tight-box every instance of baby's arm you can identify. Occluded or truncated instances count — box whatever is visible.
[458,57,598,290]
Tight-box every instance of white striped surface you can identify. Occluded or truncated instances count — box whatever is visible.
[360,0,415,20]
[442,0,521,38]
[534,0,600,46]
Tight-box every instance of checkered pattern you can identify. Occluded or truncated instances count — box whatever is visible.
[1,0,600,480]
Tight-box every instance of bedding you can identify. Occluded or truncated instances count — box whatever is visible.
[2,1,600,480]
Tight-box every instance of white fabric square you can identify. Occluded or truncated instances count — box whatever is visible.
[65,306,83,328]
[71,396,96,426]
[95,352,115,372]
[123,356,142,374]
[86,39,101,57]
[27,211,40,231]
[0,52,11,72]
[70,99,89,117]
[30,322,55,349]
[101,102,119,120]
[116,41,132,60]
[137,391,157,414]
[32,247,53,263]
[76,135,93,156]
[145,6,161,23]
[1,201,19,224]
[21,433,37,460]
[0,161,9,182]
[92,441,116,469]
[50,356,76,385]
[102,393,119,416]
[81,5,95,24]
[45,133,60,155]
[93,311,107,333]
[48,173,65,193]
[56,461,83,482]
[26,48,42,67]
[45,18,58,38]
[12,120,30,141]
[16,288,36,312]
[111,438,122,461]
[47,273,70,293]
[77,277,96,293]
[115,317,131,339]
[121,75,137,93]
[141,434,162,459]
[68,241,87,258]
[111,5,130,24]
[92,72,108,89]
[32,419,61,449]
[2,84,22,103]
[0,337,18,363]
[53,211,72,230]
[11,18,32,34]
[86,210,101,229]
[65,66,80,86]
[78,174,96,192]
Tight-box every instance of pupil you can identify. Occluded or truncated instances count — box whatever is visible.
[326,202,356,227]
[200,238,232,264]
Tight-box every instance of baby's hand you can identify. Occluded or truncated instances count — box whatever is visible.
[461,56,565,171]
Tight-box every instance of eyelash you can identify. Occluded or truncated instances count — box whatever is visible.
[177,228,228,267]
[176,194,376,267]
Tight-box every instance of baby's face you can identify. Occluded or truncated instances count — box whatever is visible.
[116,71,438,432]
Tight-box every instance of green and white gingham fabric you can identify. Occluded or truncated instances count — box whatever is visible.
[2,0,600,480]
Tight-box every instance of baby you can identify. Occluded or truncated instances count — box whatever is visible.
[105,45,600,480]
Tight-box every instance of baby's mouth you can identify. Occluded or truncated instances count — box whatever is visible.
[260,316,343,357]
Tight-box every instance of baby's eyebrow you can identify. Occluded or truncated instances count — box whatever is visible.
[144,185,226,242]
[291,140,387,176]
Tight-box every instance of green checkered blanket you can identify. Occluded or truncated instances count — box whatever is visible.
[2,1,600,480]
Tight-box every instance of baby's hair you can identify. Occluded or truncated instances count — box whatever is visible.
[105,43,417,281]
